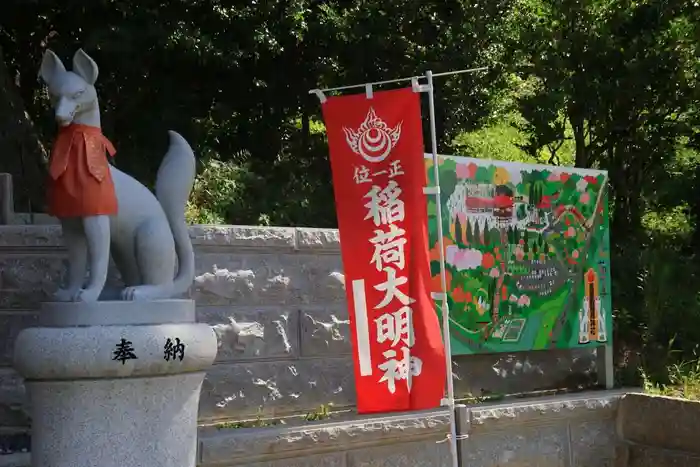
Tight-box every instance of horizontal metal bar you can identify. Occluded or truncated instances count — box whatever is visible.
[308,66,488,95]
[309,75,424,94]
[431,66,488,78]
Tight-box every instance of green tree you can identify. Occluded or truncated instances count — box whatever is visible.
[510,0,699,238]
[455,216,463,245]
[0,45,47,212]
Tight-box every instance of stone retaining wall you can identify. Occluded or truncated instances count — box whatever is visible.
[460,390,620,467]
[616,393,700,466]
[0,224,602,433]
[2,390,626,466]
[197,389,622,467]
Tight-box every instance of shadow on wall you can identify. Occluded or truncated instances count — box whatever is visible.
[452,348,597,399]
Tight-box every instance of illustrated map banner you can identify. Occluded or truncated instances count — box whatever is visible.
[321,88,446,414]
[425,155,612,356]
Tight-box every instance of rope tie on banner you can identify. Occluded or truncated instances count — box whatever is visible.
[437,433,470,443]
[311,89,327,103]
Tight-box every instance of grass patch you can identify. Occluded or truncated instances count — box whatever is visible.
[212,403,341,430]
[642,359,700,401]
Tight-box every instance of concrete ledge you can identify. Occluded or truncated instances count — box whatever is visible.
[0,453,29,467]
[198,408,450,465]
[294,228,340,252]
[465,388,625,434]
[190,226,297,249]
[0,225,342,251]
[617,392,700,455]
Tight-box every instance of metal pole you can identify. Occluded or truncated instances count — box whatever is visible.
[426,70,460,467]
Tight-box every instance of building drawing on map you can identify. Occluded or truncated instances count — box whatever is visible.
[579,268,608,344]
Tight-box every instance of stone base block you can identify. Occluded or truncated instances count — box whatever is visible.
[29,372,205,467]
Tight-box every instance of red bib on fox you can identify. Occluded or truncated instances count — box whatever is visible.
[47,123,118,217]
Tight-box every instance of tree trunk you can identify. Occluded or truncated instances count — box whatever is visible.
[0,44,48,213]
[568,106,587,168]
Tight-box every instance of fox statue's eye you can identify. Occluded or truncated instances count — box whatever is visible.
[73,90,85,99]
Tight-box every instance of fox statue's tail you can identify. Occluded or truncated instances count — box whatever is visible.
[155,131,197,297]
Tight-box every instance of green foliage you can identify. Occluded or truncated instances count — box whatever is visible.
[304,403,334,422]
[452,111,575,166]
[0,0,516,226]
[642,359,700,401]
[186,157,258,225]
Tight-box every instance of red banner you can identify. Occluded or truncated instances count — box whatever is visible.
[321,87,446,414]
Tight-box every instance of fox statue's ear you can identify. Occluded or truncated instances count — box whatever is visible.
[72,49,99,85]
[39,49,66,84]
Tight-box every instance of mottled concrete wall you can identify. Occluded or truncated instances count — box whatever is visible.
[0,224,601,433]
[617,393,700,466]
[460,390,621,467]
[200,389,623,466]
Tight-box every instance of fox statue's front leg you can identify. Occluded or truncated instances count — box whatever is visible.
[53,216,111,302]
[75,215,111,302]
[53,218,88,301]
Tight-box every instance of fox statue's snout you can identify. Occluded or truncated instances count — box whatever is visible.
[55,96,79,126]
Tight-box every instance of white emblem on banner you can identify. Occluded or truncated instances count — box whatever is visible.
[343,108,402,163]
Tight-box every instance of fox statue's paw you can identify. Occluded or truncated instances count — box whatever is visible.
[121,284,173,301]
[53,287,77,302]
[71,287,101,303]
[121,286,144,301]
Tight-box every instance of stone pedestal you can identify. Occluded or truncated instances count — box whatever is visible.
[13,300,218,467]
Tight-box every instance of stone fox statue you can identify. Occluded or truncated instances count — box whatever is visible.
[39,49,196,302]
